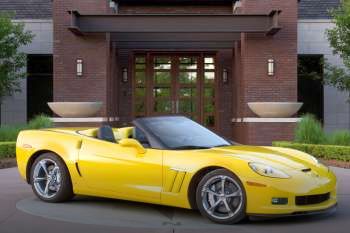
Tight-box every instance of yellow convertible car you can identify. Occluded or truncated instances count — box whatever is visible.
[16,116,337,224]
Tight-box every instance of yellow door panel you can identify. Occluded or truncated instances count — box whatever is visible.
[77,137,162,203]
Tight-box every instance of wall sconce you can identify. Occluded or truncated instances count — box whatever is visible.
[109,0,118,13]
[122,67,128,83]
[76,59,83,77]
[268,59,275,76]
[222,68,228,83]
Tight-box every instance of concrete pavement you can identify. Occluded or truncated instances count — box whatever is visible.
[0,167,349,233]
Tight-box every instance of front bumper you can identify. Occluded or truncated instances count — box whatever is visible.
[244,168,337,215]
[249,203,337,219]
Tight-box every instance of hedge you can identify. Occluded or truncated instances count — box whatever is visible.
[0,142,16,159]
[273,141,350,162]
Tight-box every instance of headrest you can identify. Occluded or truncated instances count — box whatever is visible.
[97,125,116,143]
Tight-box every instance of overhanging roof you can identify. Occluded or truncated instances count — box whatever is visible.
[68,10,281,36]
[116,0,236,5]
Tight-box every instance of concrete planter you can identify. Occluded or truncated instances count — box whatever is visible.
[48,102,103,118]
[247,102,303,118]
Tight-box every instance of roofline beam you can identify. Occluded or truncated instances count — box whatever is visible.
[68,10,281,36]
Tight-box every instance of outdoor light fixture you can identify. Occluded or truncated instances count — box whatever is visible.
[76,59,83,77]
[109,0,118,13]
[222,68,228,83]
[122,67,128,83]
[268,58,275,76]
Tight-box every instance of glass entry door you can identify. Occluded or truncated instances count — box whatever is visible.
[133,53,216,129]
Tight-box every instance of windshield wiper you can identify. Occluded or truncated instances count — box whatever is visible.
[172,145,210,150]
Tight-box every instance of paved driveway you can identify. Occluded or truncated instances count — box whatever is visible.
[0,167,349,233]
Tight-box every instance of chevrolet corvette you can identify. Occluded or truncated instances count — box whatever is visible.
[16,116,337,224]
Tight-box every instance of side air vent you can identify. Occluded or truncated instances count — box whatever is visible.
[164,169,186,193]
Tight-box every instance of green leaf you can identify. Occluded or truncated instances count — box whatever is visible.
[0,12,34,103]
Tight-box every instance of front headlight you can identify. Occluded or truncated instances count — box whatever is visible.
[249,162,290,179]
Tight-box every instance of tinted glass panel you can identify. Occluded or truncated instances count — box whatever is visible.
[179,72,197,84]
[135,71,146,85]
[204,72,215,84]
[154,100,172,112]
[138,117,229,149]
[204,101,215,113]
[154,72,171,84]
[205,115,215,127]
[135,101,145,113]
[204,87,215,97]
[204,57,215,70]
[179,88,196,98]
[179,57,197,69]
[153,88,170,97]
[154,57,171,69]
[179,100,196,113]
[135,87,146,97]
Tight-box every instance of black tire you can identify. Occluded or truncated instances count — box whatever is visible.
[195,169,246,224]
[30,152,74,203]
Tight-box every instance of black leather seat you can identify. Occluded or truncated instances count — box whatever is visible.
[97,125,116,143]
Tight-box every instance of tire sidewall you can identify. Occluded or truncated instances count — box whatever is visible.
[195,169,247,224]
[30,153,73,203]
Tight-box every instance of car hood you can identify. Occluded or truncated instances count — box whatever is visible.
[203,145,322,171]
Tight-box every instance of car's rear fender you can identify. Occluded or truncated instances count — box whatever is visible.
[16,129,82,184]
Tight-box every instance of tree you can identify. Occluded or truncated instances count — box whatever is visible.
[0,12,33,125]
[324,0,350,99]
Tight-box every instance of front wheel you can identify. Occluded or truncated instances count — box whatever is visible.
[30,153,74,202]
[196,169,246,224]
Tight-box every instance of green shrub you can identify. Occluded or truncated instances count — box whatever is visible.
[327,130,350,146]
[0,142,16,159]
[0,115,52,142]
[27,114,53,129]
[273,141,350,162]
[294,114,326,144]
[0,126,22,142]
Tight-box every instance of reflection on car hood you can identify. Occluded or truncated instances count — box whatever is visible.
[204,145,322,171]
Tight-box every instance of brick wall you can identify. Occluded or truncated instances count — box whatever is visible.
[232,0,298,145]
[53,0,110,116]
[238,0,298,117]
[54,0,298,145]
[233,122,296,145]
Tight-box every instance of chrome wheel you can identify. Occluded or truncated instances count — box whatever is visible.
[33,159,62,199]
[201,175,243,220]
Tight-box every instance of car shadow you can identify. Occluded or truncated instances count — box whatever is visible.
[65,195,337,226]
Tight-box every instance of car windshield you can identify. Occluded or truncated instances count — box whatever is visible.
[139,116,232,149]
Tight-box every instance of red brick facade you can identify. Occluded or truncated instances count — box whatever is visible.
[232,0,298,144]
[53,0,298,145]
[53,0,110,115]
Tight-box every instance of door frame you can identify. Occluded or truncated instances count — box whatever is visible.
[131,51,219,130]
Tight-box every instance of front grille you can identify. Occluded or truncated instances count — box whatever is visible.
[295,193,330,206]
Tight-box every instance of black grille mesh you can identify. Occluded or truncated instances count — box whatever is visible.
[295,193,330,206]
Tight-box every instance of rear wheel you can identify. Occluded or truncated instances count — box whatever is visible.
[30,153,74,202]
[196,169,246,224]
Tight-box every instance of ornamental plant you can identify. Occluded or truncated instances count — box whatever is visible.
[0,12,34,123]
[324,0,350,100]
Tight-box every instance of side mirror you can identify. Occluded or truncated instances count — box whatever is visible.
[119,138,146,154]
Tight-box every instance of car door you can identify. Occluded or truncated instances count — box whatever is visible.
[77,136,163,203]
